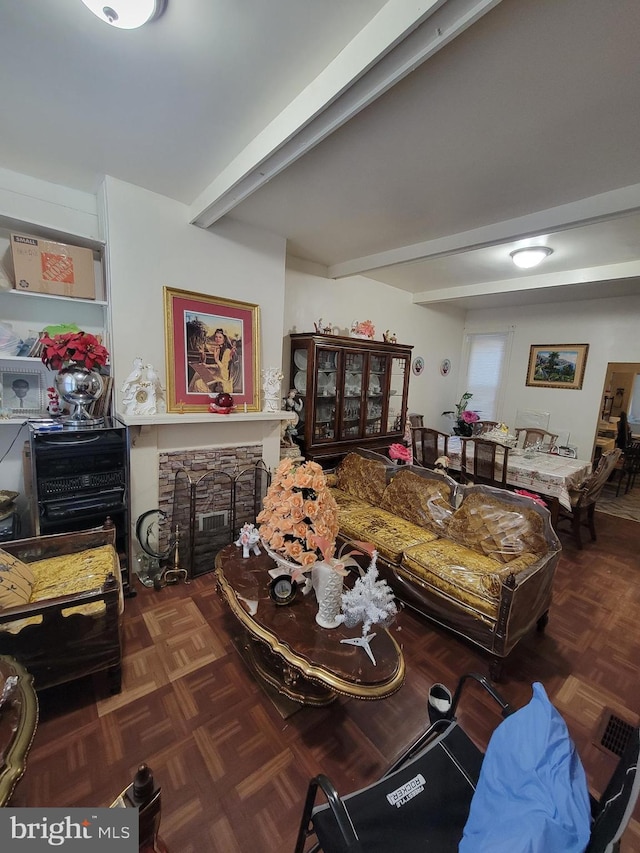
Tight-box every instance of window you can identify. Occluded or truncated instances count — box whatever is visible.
[462,331,511,421]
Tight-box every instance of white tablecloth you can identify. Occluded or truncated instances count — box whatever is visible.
[447,437,592,510]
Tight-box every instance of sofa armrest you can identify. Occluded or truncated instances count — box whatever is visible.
[494,551,559,656]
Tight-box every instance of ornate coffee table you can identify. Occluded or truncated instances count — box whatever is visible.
[0,655,38,806]
[215,544,405,705]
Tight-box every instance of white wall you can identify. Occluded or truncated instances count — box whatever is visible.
[284,257,466,426]
[463,294,640,459]
[101,177,287,404]
[101,177,288,526]
[0,170,289,538]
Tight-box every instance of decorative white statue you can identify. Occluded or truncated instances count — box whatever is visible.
[262,367,284,413]
[235,523,261,559]
[121,359,165,416]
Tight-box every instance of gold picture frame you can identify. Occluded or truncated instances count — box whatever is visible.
[164,287,260,412]
[526,344,589,390]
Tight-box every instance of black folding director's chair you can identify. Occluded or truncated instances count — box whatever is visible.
[294,673,640,853]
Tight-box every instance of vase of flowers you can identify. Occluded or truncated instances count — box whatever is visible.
[257,458,349,627]
[442,392,479,437]
[350,319,376,340]
[40,331,109,426]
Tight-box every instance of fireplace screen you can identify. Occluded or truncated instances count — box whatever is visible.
[165,460,271,578]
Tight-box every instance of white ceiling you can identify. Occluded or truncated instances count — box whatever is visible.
[2,0,640,310]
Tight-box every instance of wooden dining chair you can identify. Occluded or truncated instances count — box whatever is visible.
[411,427,448,468]
[556,449,622,548]
[615,441,640,496]
[515,428,559,452]
[408,413,424,428]
[460,437,509,488]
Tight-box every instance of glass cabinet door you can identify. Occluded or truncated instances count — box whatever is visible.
[341,350,364,439]
[366,353,386,436]
[387,356,408,432]
[291,345,309,439]
[313,348,338,442]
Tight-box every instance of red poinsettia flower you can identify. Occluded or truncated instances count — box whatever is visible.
[40,331,109,371]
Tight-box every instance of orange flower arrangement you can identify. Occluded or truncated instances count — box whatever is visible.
[257,458,339,569]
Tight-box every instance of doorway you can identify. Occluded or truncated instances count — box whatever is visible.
[600,362,640,436]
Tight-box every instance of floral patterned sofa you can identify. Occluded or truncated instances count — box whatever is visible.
[328,452,561,678]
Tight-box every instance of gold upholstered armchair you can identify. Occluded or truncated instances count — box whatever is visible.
[0,521,123,693]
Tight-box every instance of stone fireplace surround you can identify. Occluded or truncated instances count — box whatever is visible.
[122,412,287,570]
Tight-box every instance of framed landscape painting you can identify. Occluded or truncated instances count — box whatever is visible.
[164,287,260,412]
[526,344,589,390]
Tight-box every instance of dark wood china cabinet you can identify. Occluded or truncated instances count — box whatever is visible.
[289,333,412,466]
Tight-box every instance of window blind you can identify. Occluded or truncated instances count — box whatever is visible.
[465,332,509,421]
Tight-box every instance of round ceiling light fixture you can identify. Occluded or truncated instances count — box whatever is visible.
[510,246,553,269]
[80,0,167,29]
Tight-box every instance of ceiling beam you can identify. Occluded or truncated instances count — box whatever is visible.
[328,185,640,279]
[412,259,640,305]
[189,0,502,229]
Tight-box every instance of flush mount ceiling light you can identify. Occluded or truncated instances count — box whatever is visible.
[510,246,553,269]
[80,0,167,29]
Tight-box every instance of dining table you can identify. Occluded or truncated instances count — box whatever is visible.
[446,436,592,510]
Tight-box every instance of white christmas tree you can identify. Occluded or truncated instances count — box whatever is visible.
[339,551,397,665]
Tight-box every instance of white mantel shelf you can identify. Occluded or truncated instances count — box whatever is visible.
[116,410,294,427]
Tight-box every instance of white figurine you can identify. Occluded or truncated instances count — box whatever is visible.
[235,523,261,559]
[262,367,284,413]
[121,360,164,416]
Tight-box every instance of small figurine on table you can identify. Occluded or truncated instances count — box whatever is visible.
[235,523,261,559]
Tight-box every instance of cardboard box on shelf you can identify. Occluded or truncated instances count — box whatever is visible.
[9,234,96,299]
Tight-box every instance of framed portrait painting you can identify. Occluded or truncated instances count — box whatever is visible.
[1,368,45,415]
[526,344,589,390]
[164,287,260,412]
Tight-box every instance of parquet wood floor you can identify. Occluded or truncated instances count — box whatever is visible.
[10,510,640,852]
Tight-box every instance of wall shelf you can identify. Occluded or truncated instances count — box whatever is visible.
[3,289,107,307]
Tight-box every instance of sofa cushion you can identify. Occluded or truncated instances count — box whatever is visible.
[0,548,35,609]
[330,487,371,515]
[336,452,389,506]
[402,539,538,618]
[338,506,438,563]
[0,545,122,634]
[380,468,454,534]
[446,490,548,564]
[29,544,121,604]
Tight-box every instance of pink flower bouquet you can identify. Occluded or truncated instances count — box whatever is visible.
[389,443,412,463]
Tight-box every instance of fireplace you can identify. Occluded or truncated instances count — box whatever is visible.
[158,444,270,577]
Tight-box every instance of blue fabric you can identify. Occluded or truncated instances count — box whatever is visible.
[459,682,591,853]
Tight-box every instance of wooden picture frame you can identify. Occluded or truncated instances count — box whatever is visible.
[526,344,589,390]
[164,287,260,412]
[1,367,45,415]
